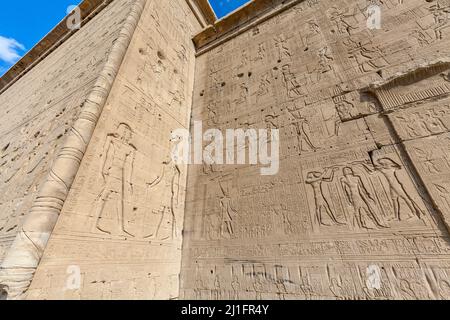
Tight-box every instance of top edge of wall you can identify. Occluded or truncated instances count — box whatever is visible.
[193,0,303,56]
[0,0,114,94]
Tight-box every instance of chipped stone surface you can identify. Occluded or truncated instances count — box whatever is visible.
[180,0,450,300]
[0,0,138,299]
[1,0,450,300]
[25,0,201,300]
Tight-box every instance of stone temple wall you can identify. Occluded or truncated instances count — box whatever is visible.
[0,0,135,268]
[180,0,450,300]
[1,0,450,301]
[25,0,201,299]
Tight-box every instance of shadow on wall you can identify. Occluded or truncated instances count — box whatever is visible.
[0,285,8,300]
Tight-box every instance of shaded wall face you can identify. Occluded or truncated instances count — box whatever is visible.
[181,0,450,300]
[0,0,135,264]
[27,0,201,299]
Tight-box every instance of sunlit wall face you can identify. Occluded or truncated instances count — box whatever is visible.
[208,0,252,19]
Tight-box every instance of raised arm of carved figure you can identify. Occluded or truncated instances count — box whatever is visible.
[306,171,324,184]
[322,167,340,182]
[355,161,377,175]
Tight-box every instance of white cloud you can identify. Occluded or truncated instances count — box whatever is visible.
[0,36,25,64]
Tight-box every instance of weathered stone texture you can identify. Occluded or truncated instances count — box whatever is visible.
[25,0,201,299]
[0,0,135,267]
[1,0,450,300]
[180,0,450,300]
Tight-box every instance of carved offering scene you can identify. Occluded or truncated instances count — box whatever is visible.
[1,0,450,302]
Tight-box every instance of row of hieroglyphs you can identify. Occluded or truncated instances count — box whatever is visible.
[190,0,450,160]
[181,0,450,300]
[0,0,136,244]
[181,261,450,300]
[27,265,180,300]
[195,0,450,109]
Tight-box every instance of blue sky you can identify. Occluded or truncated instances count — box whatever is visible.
[0,0,250,76]
[209,0,251,19]
[0,1,82,75]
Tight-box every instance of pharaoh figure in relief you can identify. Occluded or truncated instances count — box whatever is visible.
[93,123,136,236]
[180,0,450,301]
[2,0,450,301]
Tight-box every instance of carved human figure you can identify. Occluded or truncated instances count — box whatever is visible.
[306,167,345,226]
[218,182,237,238]
[253,275,265,300]
[273,204,293,234]
[274,35,291,62]
[384,158,428,218]
[322,106,341,137]
[213,275,221,300]
[336,99,358,120]
[329,276,355,300]
[256,73,271,97]
[303,19,321,49]
[328,6,357,35]
[145,156,181,240]
[238,49,249,69]
[93,123,136,237]
[315,46,334,81]
[276,280,287,300]
[288,105,317,153]
[282,65,306,98]
[254,43,266,61]
[300,276,314,300]
[362,158,424,221]
[235,82,249,104]
[206,102,219,125]
[340,167,388,229]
